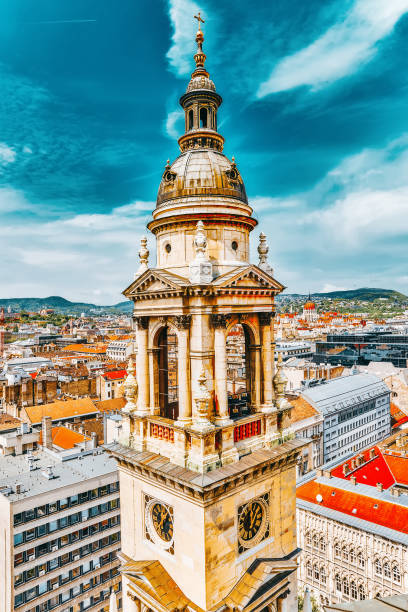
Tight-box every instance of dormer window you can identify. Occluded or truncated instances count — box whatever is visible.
[199,107,207,128]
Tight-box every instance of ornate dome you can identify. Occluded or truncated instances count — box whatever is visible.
[156,149,247,207]
[303,301,316,311]
[187,74,216,92]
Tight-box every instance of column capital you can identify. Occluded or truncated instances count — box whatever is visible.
[173,314,192,330]
[211,314,229,329]
[134,316,149,329]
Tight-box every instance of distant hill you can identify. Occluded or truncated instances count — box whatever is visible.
[277,288,407,302]
[1,287,406,314]
[0,296,133,314]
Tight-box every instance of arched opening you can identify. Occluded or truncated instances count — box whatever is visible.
[226,323,255,419]
[188,109,194,130]
[158,327,179,420]
[199,107,207,128]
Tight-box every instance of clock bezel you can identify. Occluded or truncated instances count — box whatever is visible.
[144,495,175,553]
[237,493,270,552]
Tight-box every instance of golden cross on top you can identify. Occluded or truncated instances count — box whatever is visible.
[194,11,205,30]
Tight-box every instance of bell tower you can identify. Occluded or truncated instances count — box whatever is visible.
[107,14,305,612]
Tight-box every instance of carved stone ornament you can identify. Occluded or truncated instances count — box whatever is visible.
[122,355,138,414]
[163,160,176,183]
[189,221,213,284]
[258,232,273,274]
[134,316,149,330]
[211,314,229,329]
[192,369,214,432]
[137,236,149,273]
[173,314,192,330]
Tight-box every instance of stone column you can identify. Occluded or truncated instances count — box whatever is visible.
[173,315,192,426]
[212,314,232,426]
[134,316,149,416]
[148,348,160,415]
[259,312,274,412]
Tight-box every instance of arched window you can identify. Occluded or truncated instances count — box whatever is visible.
[227,323,255,418]
[375,559,382,575]
[319,537,326,552]
[313,534,319,549]
[306,561,312,578]
[384,562,391,579]
[334,542,341,558]
[343,577,349,595]
[158,327,179,420]
[350,548,356,564]
[335,574,342,592]
[342,546,349,561]
[314,564,320,580]
[351,581,357,600]
[199,107,207,128]
[320,567,327,584]
[306,532,312,547]
[392,565,401,583]
[357,552,365,568]
[188,109,193,130]
[358,584,365,600]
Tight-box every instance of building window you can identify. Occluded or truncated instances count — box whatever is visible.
[392,565,401,583]
[320,537,326,552]
[314,564,320,580]
[342,546,349,561]
[336,574,342,591]
[351,581,357,599]
[343,578,349,595]
[349,548,356,564]
[358,584,365,600]
[313,534,319,548]
[334,542,340,558]
[306,561,312,578]
[375,559,382,575]
[384,562,391,579]
[320,567,327,585]
[357,552,365,568]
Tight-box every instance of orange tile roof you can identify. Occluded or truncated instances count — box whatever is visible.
[24,397,97,424]
[94,397,126,413]
[383,454,408,486]
[0,414,21,431]
[297,480,408,534]
[290,396,318,423]
[62,344,107,354]
[39,426,90,450]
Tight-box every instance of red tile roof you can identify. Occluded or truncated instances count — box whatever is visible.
[103,369,127,381]
[331,447,395,489]
[383,454,408,486]
[297,480,408,534]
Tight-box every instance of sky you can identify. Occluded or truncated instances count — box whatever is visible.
[0,0,408,304]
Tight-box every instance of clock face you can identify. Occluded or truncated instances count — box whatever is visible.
[239,500,264,542]
[237,494,269,553]
[144,495,174,554]
[151,502,173,543]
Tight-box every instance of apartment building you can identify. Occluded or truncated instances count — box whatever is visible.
[0,441,121,612]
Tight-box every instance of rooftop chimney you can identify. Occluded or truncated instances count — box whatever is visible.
[350,476,356,485]
[15,483,23,494]
[376,482,383,492]
[42,465,57,480]
[42,416,52,450]
[369,448,376,460]
[91,432,98,449]
[343,464,350,476]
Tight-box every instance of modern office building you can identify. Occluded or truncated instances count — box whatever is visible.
[301,373,391,463]
[0,439,121,612]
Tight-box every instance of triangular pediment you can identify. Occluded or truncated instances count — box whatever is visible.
[123,268,188,298]
[213,265,285,293]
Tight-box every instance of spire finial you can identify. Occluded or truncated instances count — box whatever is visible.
[258,232,273,274]
[193,12,206,69]
[137,236,149,274]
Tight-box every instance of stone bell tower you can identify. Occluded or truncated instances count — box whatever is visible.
[107,13,304,612]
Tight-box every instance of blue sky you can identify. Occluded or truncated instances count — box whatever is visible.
[1,0,408,303]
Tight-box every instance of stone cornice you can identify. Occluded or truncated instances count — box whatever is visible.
[105,440,304,506]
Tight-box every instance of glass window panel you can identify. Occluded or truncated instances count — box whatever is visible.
[38,581,48,594]
[70,494,79,505]
[60,498,69,510]
[14,533,23,546]
[37,505,47,517]
[37,523,47,537]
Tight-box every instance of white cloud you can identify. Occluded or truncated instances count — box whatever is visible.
[257,0,408,97]
[320,284,350,293]
[166,0,201,76]
[0,142,16,165]
[0,193,155,304]
[165,109,184,140]
[250,196,301,212]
